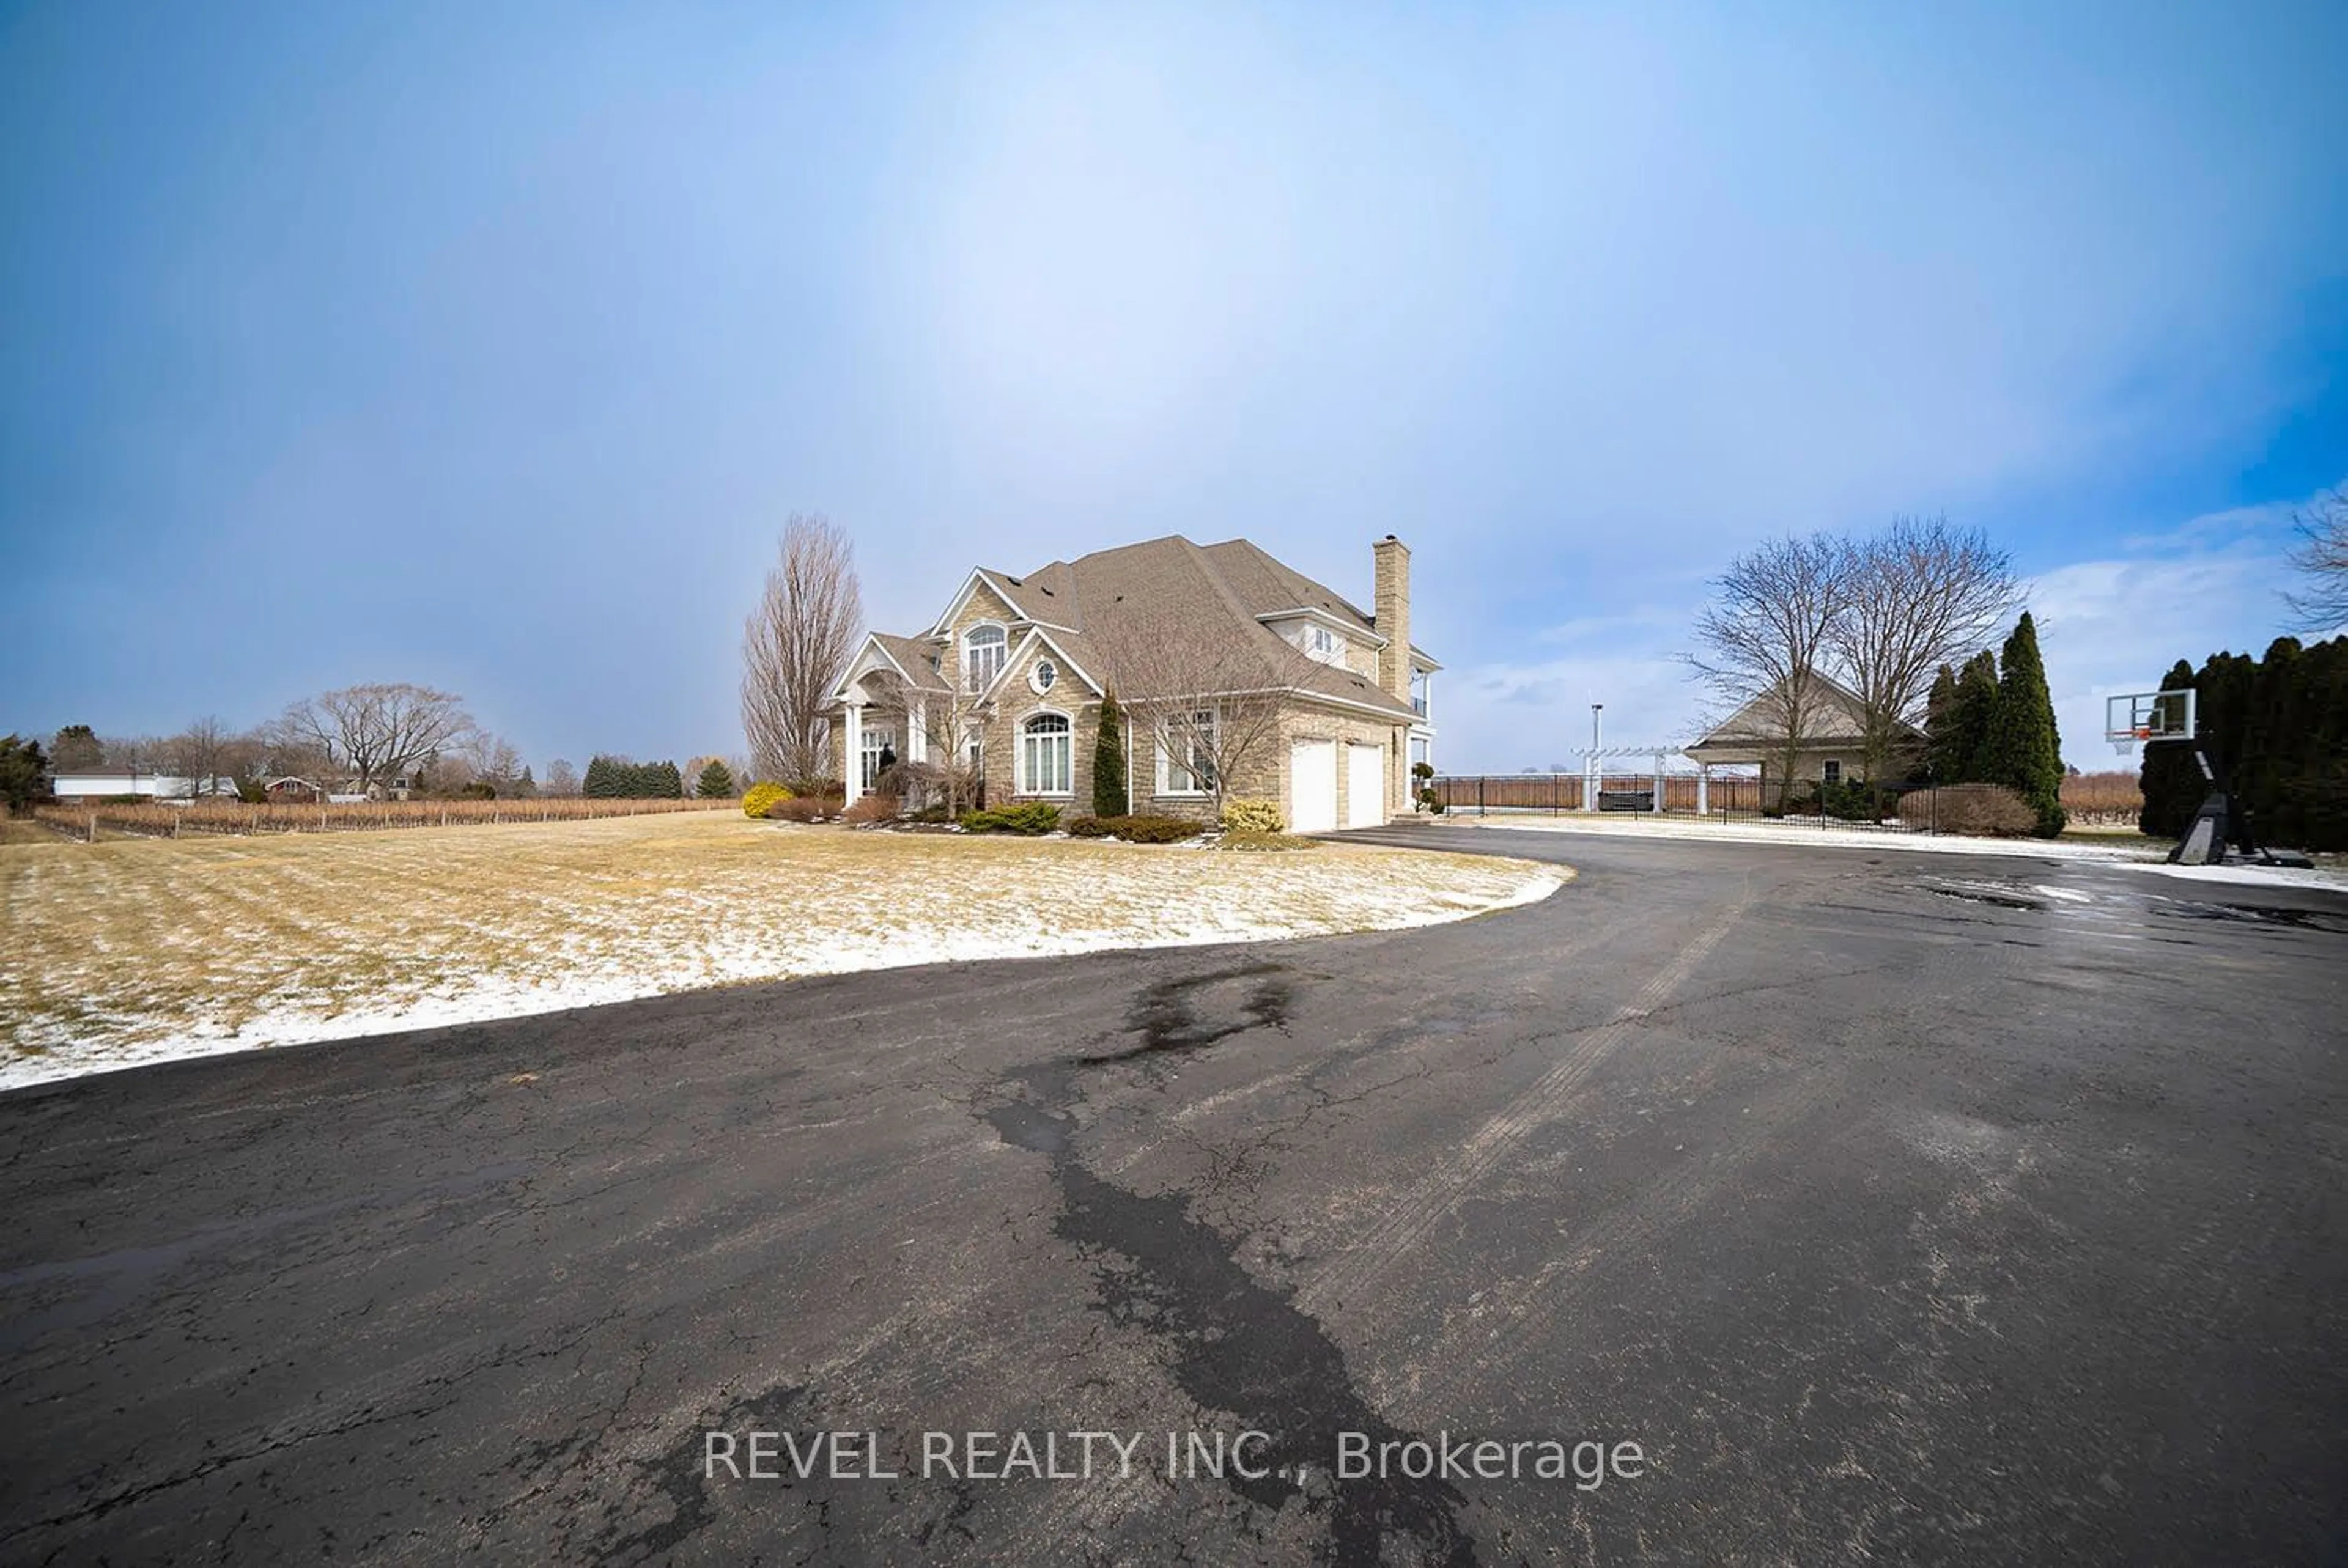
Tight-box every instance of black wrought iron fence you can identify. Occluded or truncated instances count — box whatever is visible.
[1425,775,1943,833]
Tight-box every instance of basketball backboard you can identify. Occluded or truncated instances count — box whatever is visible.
[2105,688,2196,755]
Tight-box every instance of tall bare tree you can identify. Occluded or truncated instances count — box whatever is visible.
[742,513,863,786]
[1688,533,1852,793]
[271,683,475,793]
[543,758,581,798]
[1090,606,1327,817]
[162,716,241,795]
[1831,516,2017,784]
[2283,486,2348,633]
[457,731,525,791]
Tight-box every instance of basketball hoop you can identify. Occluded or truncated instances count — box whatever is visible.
[2107,689,2196,756]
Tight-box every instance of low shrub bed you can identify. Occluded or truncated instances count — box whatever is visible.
[1220,798,1285,834]
[767,792,843,823]
[1217,831,1321,852]
[840,793,901,825]
[1930,783,2039,837]
[740,781,792,819]
[957,801,1065,835]
[1065,814,1203,843]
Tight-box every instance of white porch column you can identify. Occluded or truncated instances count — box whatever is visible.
[906,701,927,764]
[844,702,864,801]
[1696,762,1710,815]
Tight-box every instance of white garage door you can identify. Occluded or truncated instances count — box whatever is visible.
[1289,740,1338,834]
[1346,743,1386,828]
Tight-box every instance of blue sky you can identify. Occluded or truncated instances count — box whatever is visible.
[4,1,2342,773]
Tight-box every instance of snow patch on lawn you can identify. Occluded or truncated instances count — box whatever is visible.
[1,821,1568,1091]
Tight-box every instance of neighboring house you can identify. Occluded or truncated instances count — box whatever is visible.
[1685,674,1926,788]
[826,534,1440,831]
[48,771,237,803]
[267,773,415,804]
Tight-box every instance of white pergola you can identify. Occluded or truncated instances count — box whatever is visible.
[1577,743,1722,812]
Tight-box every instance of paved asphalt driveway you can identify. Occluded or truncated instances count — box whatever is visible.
[2,827,2343,1566]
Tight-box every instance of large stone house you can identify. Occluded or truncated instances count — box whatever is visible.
[825,534,1439,831]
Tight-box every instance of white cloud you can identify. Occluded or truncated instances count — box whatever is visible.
[1434,485,2339,778]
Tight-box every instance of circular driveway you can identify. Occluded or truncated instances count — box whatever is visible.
[2,828,2342,1564]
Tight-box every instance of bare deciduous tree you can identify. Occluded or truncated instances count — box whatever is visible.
[742,513,863,786]
[1090,606,1327,817]
[161,716,242,795]
[1831,516,2017,784]
[543,758,581,797]
[457,732,525,791]
[1688,533,1852,791]
[2283,487,2348,633]
[271,683,475,793]
[865,669,992,817]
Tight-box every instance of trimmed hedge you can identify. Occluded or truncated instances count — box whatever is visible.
[1933,783,2039,837]
[1220,798,1285,834]
[1065,814,1203,843]
[958,801,1064,835]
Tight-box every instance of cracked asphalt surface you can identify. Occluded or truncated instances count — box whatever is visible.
[2,827,2344,1565]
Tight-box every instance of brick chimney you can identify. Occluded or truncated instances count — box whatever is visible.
[1373,535,1411,703]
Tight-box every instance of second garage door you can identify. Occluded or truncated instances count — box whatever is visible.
[1289,740,1337,833]
[1346,743,1386,828]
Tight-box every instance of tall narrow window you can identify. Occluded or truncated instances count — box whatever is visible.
[1165,709,1218,792]
[861,726,895,792]
[1022,713,1072,794]
[965,625,1006,693]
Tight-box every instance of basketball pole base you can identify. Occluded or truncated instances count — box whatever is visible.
[2168,793,2229,865]
[2166,789,2318,869]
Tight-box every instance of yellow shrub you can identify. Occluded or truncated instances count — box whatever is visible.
[741,781,794,819]
[1220,798,1285,834]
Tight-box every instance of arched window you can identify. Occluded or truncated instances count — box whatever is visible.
[1021,713,1072,795]
[964,625,1006,692]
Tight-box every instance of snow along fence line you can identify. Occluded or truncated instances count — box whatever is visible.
[31,795,738,840]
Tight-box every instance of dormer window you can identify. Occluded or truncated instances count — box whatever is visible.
[965,625,1006,692]
[1309,625,1336,659]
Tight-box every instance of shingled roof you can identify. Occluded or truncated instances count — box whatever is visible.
[974,536,1412,718]
[861,534,1419,718]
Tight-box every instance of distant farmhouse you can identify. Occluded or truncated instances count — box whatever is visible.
[826,535,1438,831]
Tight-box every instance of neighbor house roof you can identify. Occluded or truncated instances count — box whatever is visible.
[1687,672,1925,753]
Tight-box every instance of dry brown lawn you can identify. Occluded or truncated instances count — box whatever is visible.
[1,812,1562,1084]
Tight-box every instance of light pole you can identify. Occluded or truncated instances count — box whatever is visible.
[1586,703,1603,813]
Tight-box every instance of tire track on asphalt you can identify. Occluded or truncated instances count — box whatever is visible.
[1297,883,1755,1317]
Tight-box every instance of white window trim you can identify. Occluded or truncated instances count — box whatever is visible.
[964,622,1009,694]
[1154,709,1219,797]
[859,723,898,792]
[1016,709,1075,797]
[1029,658,1058,695]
